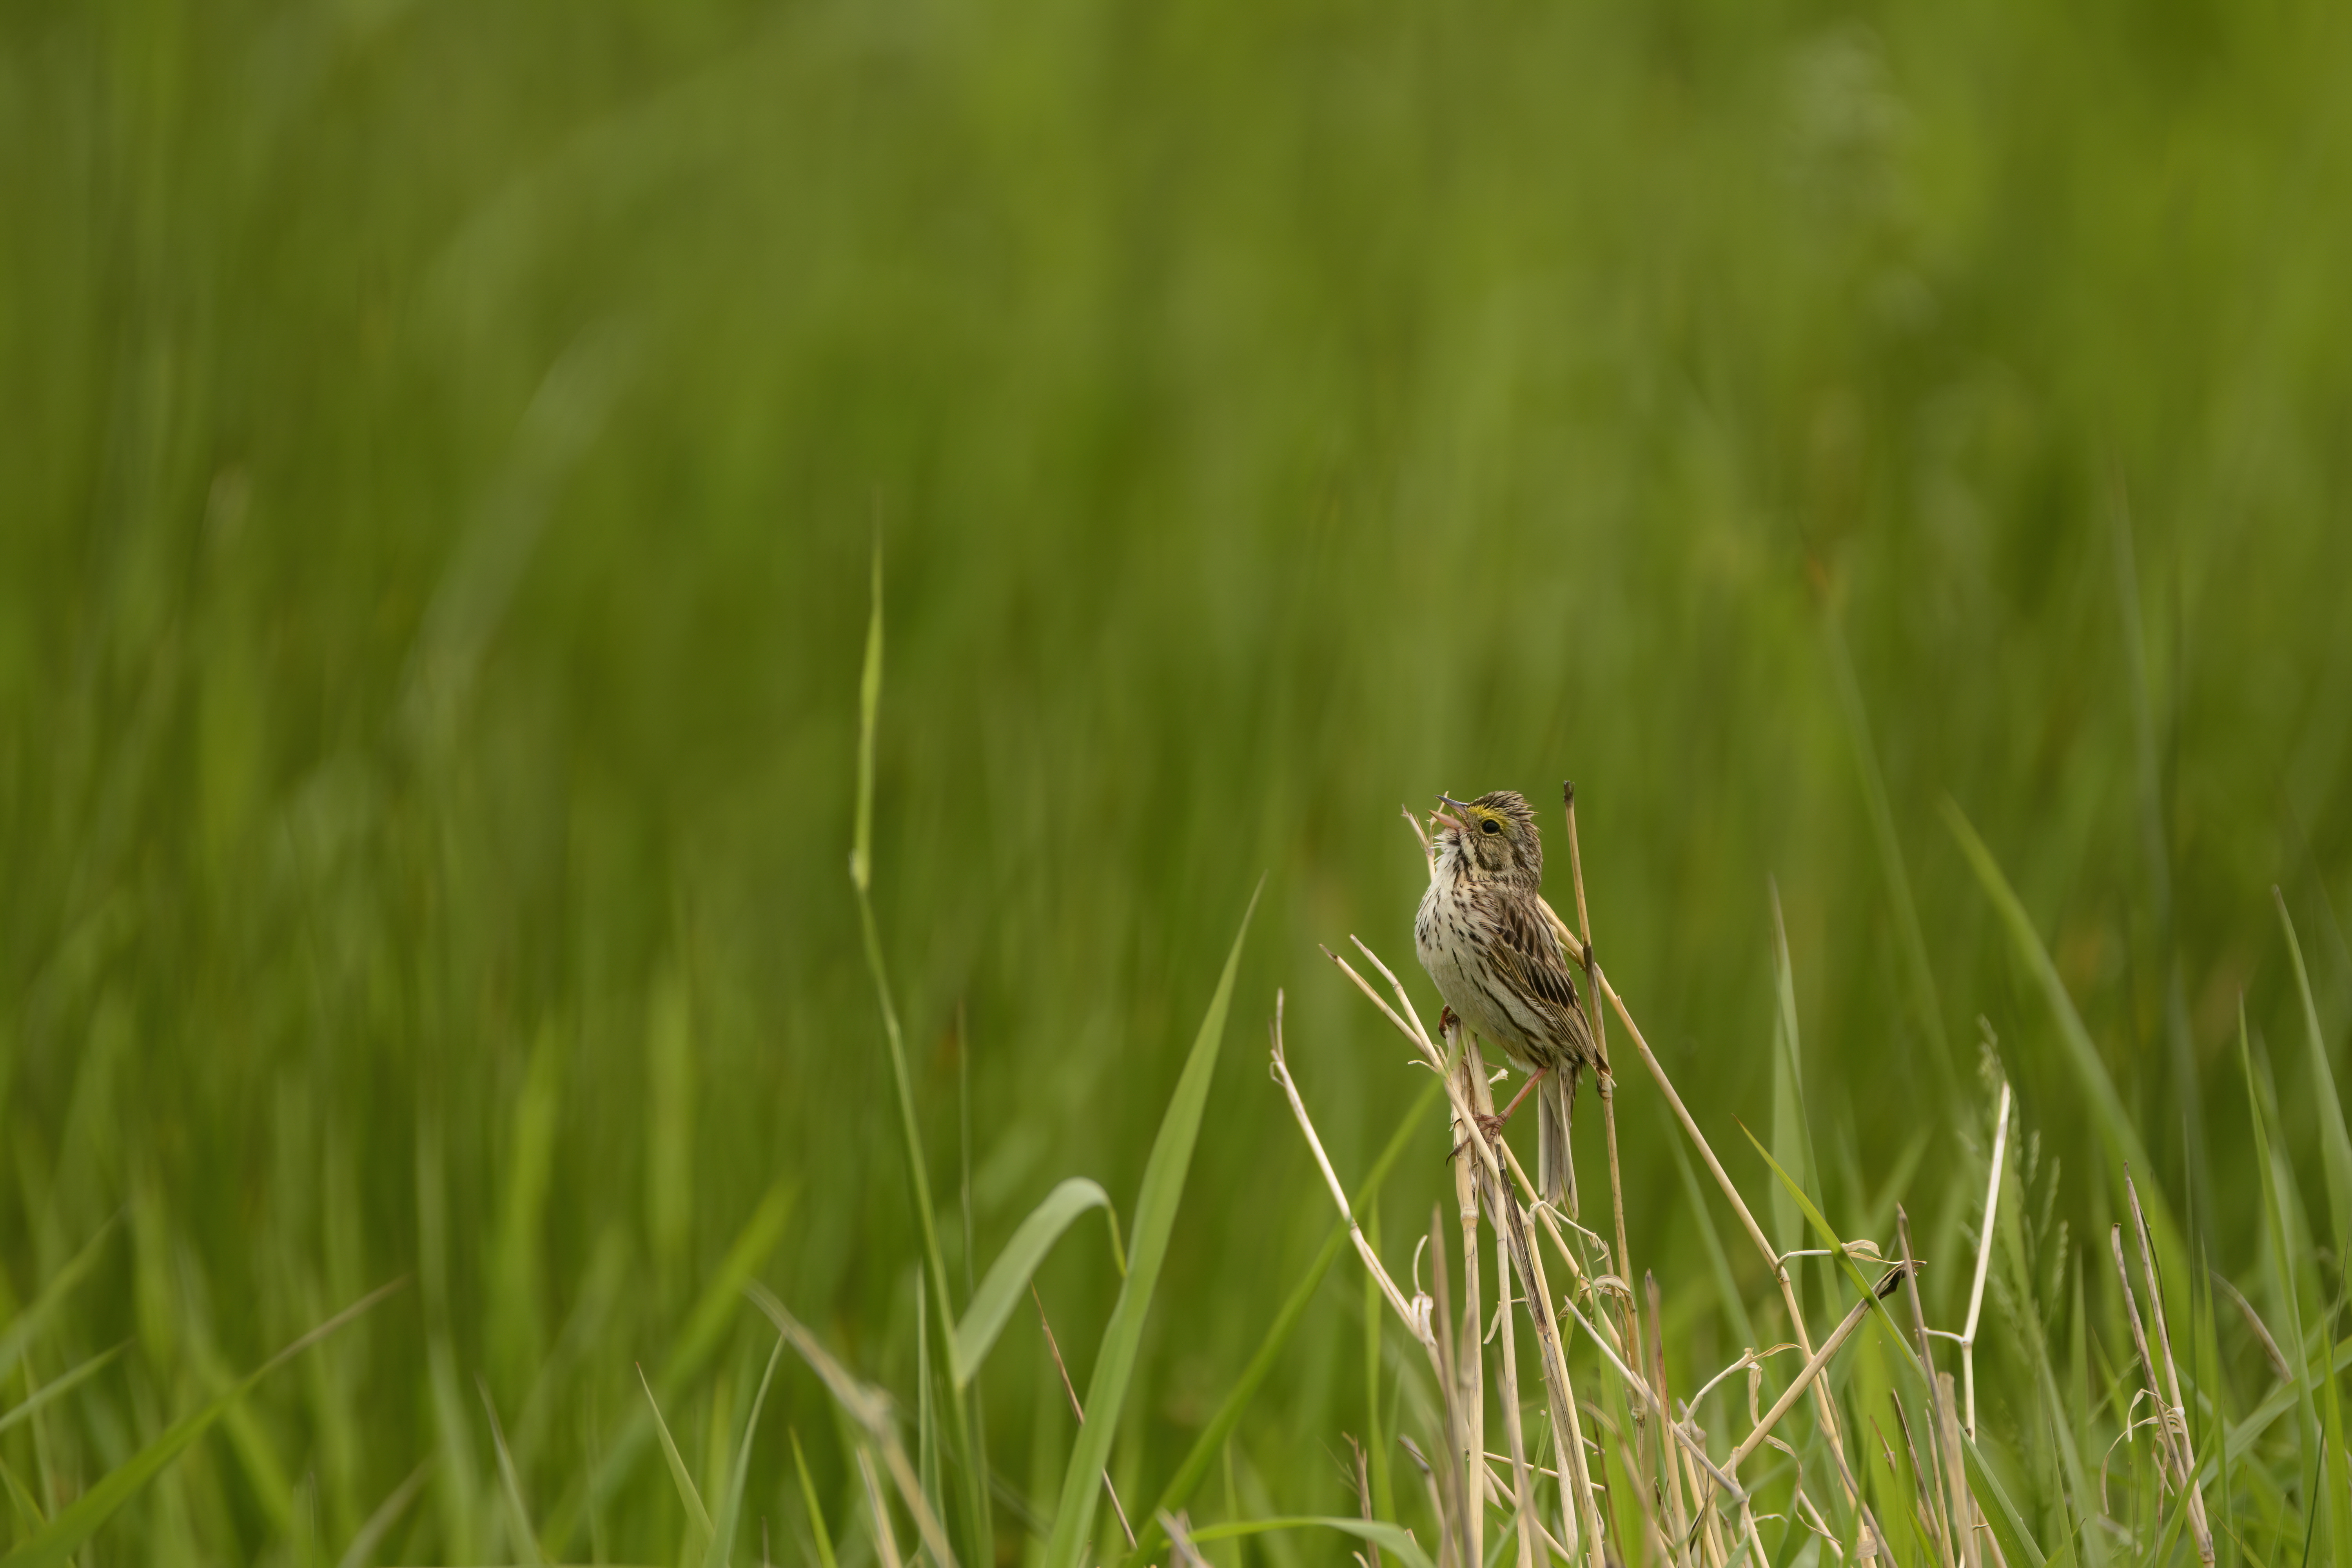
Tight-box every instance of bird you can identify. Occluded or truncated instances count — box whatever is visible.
[1413,788,1602,1212]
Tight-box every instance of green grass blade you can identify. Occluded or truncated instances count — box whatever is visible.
[848,534,988,1567]
[540,1183,793,1556]
[1671,1133,1761,1352]
[1744,1126,2046,1568]
[1942,800,2185,1271]
[334,1461,432,1568]
[1822,608,1954,1087]
[753,1285,960,1568]
[2240,1000,2319,1559]
[2277,898,2352,1568]
[1042,883,1259,1568]
[1125,1076,1440,1568]
[0,1343,125,1439]
[1185,1515,1435,1568]
[479,1377,544,1565]
[2279,892,2352,1286]
[792,1429,843,1568]
[0,1279,400,1568]
[704,1333,787,1568]
[637,1362,715,1552]
[0,1219,117,1373]
[952,1177,1115,1387]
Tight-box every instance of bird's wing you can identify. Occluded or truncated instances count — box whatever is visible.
[1536,894,1582,962]
[1483,891,1584,1020]
[1511,892,1604,1070]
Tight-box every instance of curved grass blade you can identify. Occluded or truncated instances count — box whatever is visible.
[702,1333,788,1568]
[952,1178,1117,1388]
[335,1459,431,1568]
[791,1428,842,1568]
[636,1362,714,1554]
[850,535,989,1568]
[1942,800,2184,1271]
[479,1377,543,1565]
[539,1181,793,1555]
[0,1219,118,1374]
[0,1343,125,1439]
[749,1284,959,1568]
[1041,883,1259,1568]
[1185,1514,1434,1568]
[0,1278,402,1568]
[1744,1127,2046,1568]
[1123,1076,1444,1568]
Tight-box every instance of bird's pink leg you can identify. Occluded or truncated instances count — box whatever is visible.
[1472,1064,1551,1144]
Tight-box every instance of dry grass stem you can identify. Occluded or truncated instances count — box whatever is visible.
[1032,1285,1138,1549]
[750,1285,960,1568]
[1895,1207,1961,1568]
[1450,1026,1490,1568]
[2111,1172,2215,1565]
[1597,968,1883,1557]
[2128,1175,2212,1564]
[1960,1082,2012,1440]
[855,1443,906,1568]
[1562,788,1640,1373]
[1727,1267,1912,1474]
[1161,1510,1211,1568]
[1935,1372,1979,1568]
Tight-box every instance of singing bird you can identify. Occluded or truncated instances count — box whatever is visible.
[1414,788,1601,1211]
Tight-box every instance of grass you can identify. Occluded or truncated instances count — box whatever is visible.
[5,0,2352,1564]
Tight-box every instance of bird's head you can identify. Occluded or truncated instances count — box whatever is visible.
[1432,790,1543,883]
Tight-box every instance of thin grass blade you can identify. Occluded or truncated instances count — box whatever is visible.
[1185,1515,1436,1568]
[335,1460,432,1568]
[0,1279,400,1568]
[1744,1129,2045,1568]
[703,1334,788,1568]
[1041,884,1259,1568]
[637,1362,715,1551]
[0,1343,126,1439]
[952,1178,1116,1387]
[1127,1076,1441,1568]
[1942,800,2185,1270]
[792,1429,843,1568]
[0,1220,117,1373]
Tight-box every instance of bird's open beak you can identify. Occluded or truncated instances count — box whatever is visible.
[1432,795,1469,833]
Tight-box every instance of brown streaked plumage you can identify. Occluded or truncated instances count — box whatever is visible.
[1413,788,1601,1211]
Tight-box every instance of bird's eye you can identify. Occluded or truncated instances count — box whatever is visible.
[1479,818,1503,836]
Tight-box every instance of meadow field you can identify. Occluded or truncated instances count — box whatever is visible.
[4,0,2352,1564]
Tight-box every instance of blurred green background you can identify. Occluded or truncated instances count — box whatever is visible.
[5,0,2352,1561]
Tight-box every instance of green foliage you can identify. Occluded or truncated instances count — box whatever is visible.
[4,0,2352,1562]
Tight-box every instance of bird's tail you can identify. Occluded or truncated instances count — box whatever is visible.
[1537,1066,1579,1216]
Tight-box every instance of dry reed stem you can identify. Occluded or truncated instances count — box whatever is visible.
[1726,1267,1912,1474]
[1887,1394,1945,1568]
[1960,1083,2012,1441]
[1161,1510,1211,1568]
[1270,1001,1505,1568]
[1647,1275,1694,1568]
[1451,1027,1490,1568]
[752,1285,960,1568]
[1478,1064,1541,1568]
[1561,787,1639,1374]
[1895,1207,1960,1568]
[855,1443,905,1568]
[1596,968,1884,1559]
[1475,1113,1750,1513]
[2127,1175,2214,1566]
[1032,1285,1137,1549]
[1399,1436,1456,1568]
[1935,1372,1979,1568]
[1322,931,1609,1568]
[1430,1202,1476,1568]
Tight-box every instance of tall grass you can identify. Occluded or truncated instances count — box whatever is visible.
[5,0,2352,1563]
